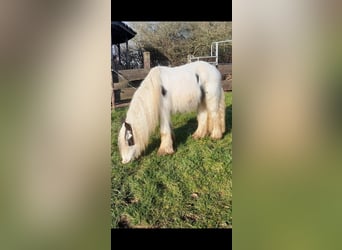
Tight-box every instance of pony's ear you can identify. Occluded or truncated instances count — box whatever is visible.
[124,122,135,146]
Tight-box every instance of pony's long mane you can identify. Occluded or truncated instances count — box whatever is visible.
[125,67,162,155]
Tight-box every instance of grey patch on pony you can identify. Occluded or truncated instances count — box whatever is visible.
[124,122,135,146]
[161,85,167,96]
[195,74,199,84]
[200,85,205,103]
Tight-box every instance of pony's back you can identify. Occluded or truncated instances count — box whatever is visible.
[158,61,222,113]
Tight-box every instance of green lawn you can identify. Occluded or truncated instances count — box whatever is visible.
[111,92,232,228]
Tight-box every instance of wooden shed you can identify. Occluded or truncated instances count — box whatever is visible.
[111,21,136,108]
[111,21,136,70]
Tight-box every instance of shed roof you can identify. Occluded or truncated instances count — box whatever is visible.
[111,21,136,44]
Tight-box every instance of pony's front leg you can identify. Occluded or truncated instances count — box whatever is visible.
[157,107,175,156]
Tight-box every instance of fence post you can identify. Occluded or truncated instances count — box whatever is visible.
[187,55,192,63]
[143,51,150,70]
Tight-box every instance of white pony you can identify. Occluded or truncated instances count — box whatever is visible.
[118,61,225,164]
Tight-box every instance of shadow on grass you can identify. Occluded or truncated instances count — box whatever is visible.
[143,117,197,157]
[143,104,232,157]
[173,118,198,148]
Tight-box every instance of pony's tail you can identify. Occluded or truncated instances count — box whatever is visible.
[219,87,226,133]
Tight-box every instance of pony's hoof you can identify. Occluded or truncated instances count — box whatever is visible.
[157,148,175,156]
[210,132,223,140]
[192,134,201,140]
[192,132,206,139]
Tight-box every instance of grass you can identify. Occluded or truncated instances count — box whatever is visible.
[111,92,232,228]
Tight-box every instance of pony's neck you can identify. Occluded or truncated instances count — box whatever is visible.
[125,103,152,153]
[124,69,162,153]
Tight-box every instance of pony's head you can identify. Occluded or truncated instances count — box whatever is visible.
[118,121,138,164]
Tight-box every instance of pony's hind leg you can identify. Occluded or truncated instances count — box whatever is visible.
[206,88,224,140]
[208,112,223,139]
[219,87,226,134]
[192,102,208,139]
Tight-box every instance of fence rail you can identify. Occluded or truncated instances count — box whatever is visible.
[188,55,217,65]
[188,40,232,66]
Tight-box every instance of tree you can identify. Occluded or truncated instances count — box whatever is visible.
[127,22,232,67]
